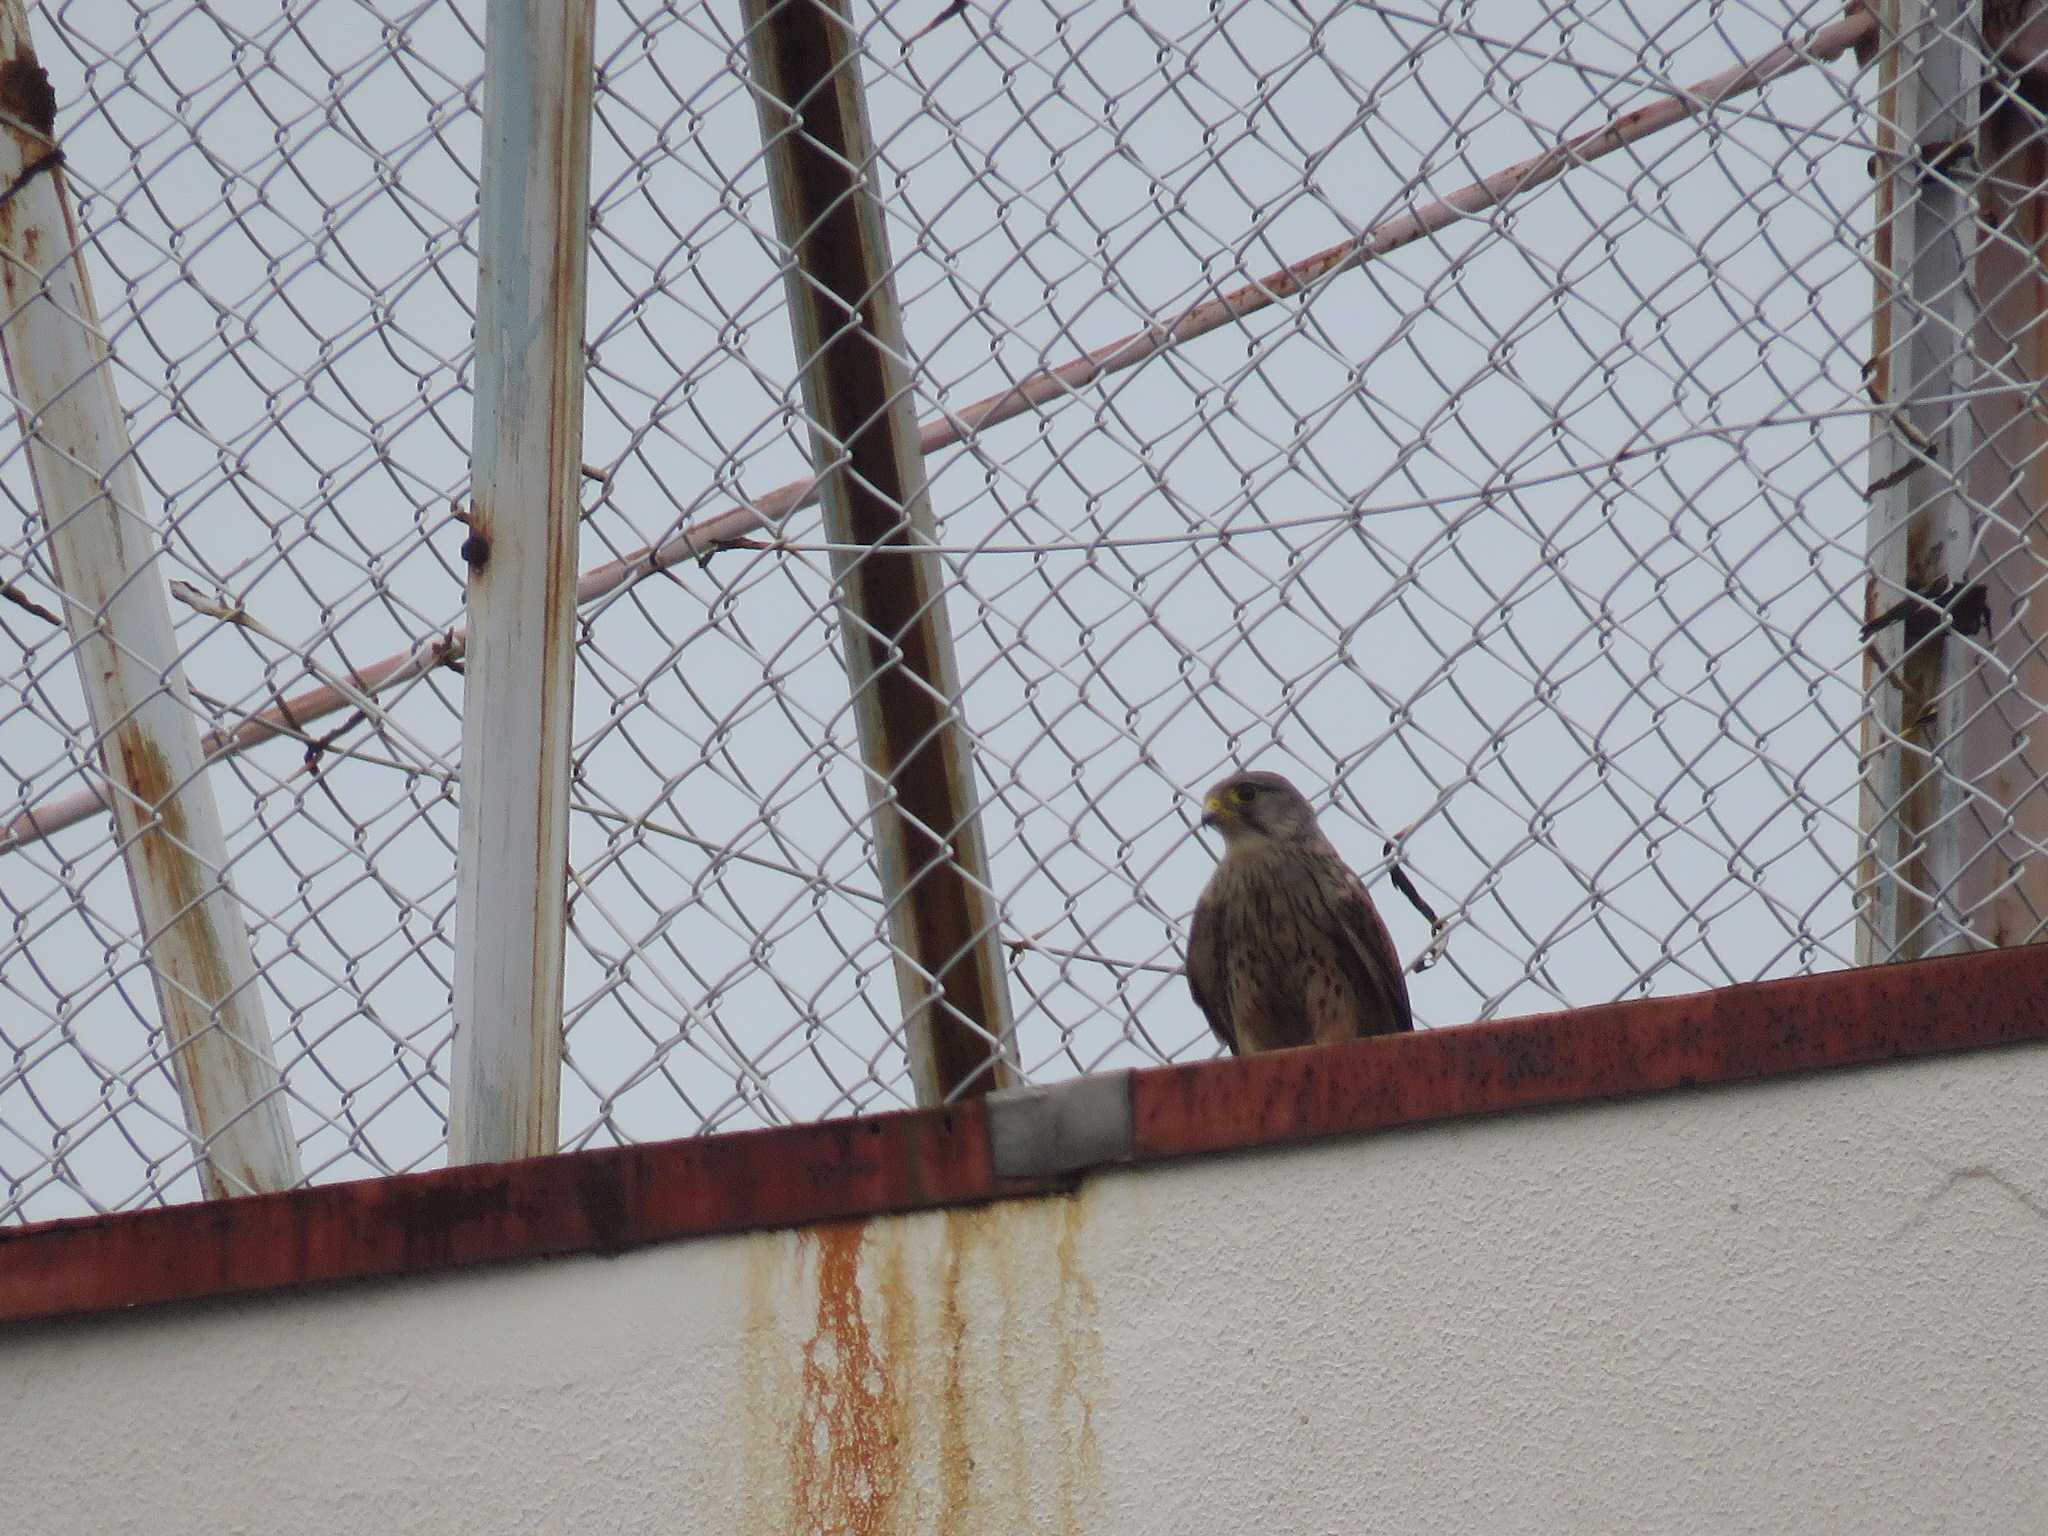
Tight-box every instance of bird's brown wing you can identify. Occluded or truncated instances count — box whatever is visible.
[1313,851,1413,1034]
[1187,884,1240,1054]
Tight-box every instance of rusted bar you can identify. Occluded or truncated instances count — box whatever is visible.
[739,0,1015,1103]
[1128,935,2048,1161]
[6,943,2048,1325]
[0,5,300,1198]
[447,0,597,1164]
[1910,1,2048,951]
[1856,1,2044,960]
[0,1098,1013,1325]
[0,6,1880,856]
[1858,0,1984,960]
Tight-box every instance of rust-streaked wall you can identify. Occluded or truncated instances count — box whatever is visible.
[11,1041,2048,1534]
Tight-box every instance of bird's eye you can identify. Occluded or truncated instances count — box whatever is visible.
[1231,783,1257,804]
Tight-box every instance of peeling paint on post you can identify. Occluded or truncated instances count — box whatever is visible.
[1860,0,1986,961]
[449,0,597,1163]
[1861,1,2048,960]
[0,2,300,1198]
[741,0,1016,1105]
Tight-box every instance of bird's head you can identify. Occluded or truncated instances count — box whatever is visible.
[1199,769,1321,846]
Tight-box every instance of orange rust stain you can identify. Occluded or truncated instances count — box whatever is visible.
[739,1234,800,1535]
[746,1198,1109,1535]
[789,1218,905,1536]
[111,722,242,1193]
[979,1201,1032,1520]
[113,724,230,1000]
[932,1199,1077,1533]
[874,1222,915,1523]
[1052,1193,1105,1536]
[934,1208,974,1535]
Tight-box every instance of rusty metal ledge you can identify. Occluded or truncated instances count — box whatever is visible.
[6,945,2048,1325]
[1131,941,2048,1160]
[0,1101,1025,1326]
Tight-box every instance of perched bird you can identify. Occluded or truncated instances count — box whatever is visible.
[1187,769,1412,1054]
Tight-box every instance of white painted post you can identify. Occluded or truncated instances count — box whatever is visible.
[448,0,596,1164]
[0,5,300,1197]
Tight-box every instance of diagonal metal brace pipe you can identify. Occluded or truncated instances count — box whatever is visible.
[740,0,1015,1103]
[0,8,300,1197]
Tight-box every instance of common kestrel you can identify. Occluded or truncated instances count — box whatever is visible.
[1187,769,1413,1054]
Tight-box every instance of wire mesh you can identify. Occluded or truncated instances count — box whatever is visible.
[2,0,2039,1223]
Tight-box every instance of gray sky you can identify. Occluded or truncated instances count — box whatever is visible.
[1,0,1880,1221]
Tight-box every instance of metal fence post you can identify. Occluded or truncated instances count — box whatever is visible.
[1859,0,1999,961]
[1942,3,2048,951]
[0,4,300,1197]
[448,0,597,1163]
[740,0,1016,1103]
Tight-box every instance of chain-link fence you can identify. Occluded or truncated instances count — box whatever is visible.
[3,0,2040,1222]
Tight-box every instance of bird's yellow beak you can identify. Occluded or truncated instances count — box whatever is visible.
[1201,793,1229,829]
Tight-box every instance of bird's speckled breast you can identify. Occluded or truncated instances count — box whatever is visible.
[1209,839,1365,1052]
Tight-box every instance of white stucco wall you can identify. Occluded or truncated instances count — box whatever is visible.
[11,1043,2048,1535]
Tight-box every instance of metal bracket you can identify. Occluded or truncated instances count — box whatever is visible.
[986,1071,1135,1180]
[1915,134,1978,181]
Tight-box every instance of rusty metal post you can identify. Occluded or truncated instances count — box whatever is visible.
[1860,1,2048,960]
[1943,3,2048,953]
[740,0,1015,1103]
[0,6,301,1196]
[1858,0,1998,960]
[448,0,596,1163]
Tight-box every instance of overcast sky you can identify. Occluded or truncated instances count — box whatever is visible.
[0,0,1881,1221]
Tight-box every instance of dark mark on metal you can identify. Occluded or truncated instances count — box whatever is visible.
[902,0,969,51]
[1861,578,1992,650]
[1917,136,1975,177]
[573,1160,633,1256]
[460,532,491,570]
[0,55,56,136]
[0,56,63,212]
[1,578,60,626]
[301,710,370,774]
[0,147,61,214]
[1383,838,1446,972]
